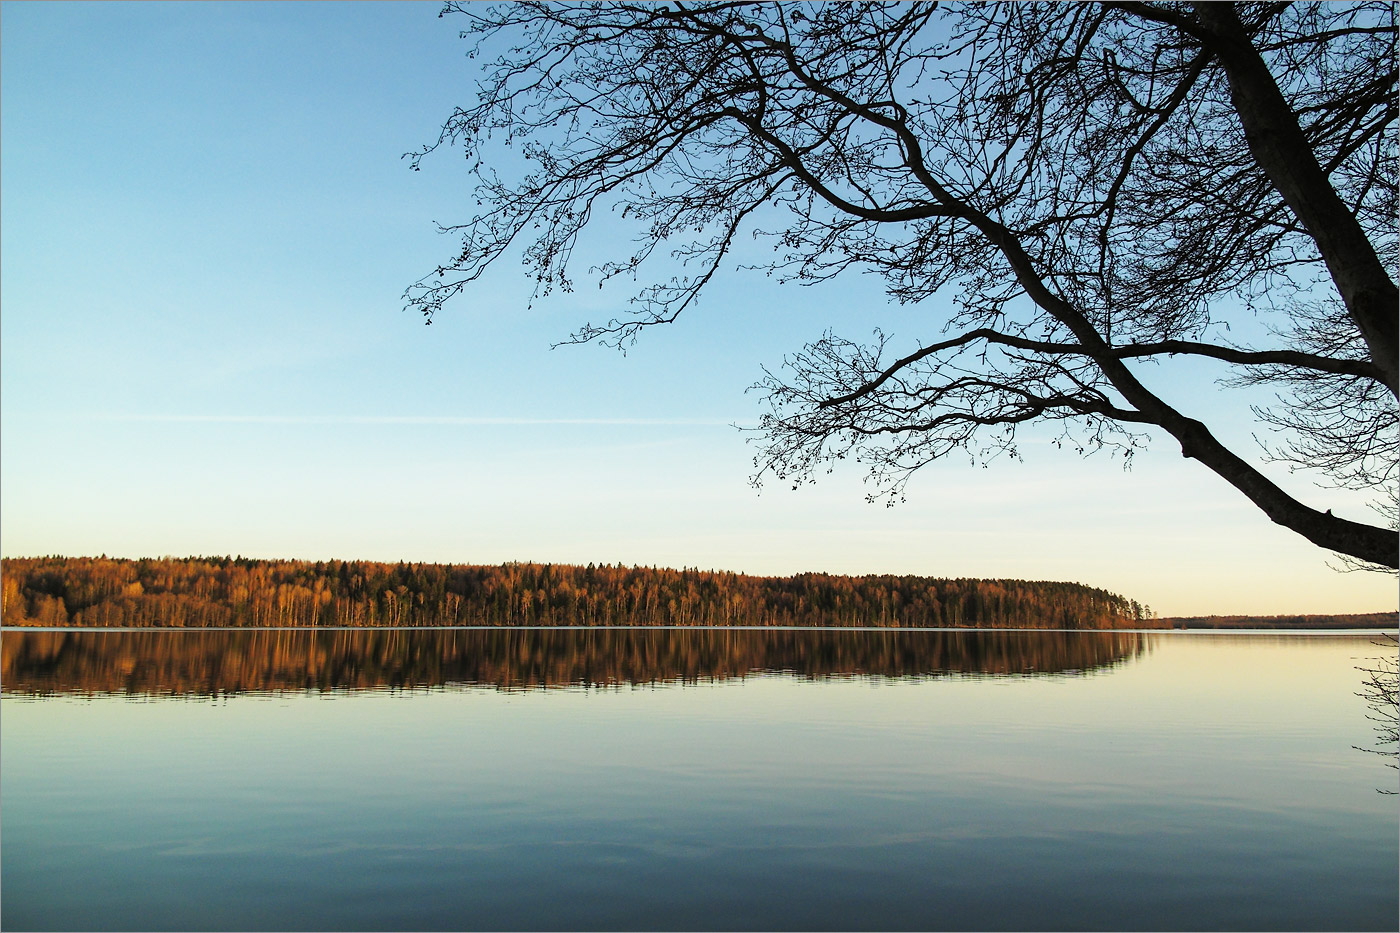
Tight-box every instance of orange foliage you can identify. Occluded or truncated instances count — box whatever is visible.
[0,555,1152,629]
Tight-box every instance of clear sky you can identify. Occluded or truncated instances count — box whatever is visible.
[2,1,1394,618]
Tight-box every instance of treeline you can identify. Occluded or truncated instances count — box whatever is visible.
[0,555,1152,629]
[1159,613,1396,629]
[0,628,1148,697]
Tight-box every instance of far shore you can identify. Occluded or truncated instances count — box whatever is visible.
[3,555,1392,631]
[2,613,1395,631]
[1154,612,1396,630]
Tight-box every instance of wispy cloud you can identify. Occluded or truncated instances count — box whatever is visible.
[97,413,747,427]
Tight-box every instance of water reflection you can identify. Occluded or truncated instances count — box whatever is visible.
[1355,632,1399,793]
[3,631,1394,931]
[0,627,1145,697]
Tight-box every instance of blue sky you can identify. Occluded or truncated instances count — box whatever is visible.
[2,1,1394,617]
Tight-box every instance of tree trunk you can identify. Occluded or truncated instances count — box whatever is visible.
[1190,2,1399,396]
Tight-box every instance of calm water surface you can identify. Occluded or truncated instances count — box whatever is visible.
[1,627,1395,931]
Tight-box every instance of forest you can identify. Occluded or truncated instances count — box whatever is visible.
[1157,613,1396,629]
[0,555,1151,629]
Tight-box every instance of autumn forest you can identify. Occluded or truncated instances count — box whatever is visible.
[1,555,1152,629]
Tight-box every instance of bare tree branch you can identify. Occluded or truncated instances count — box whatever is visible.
[411,1,1399,570]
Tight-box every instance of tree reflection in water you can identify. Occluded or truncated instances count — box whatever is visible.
[0,627,1146,698]
[1356,631,1399,793]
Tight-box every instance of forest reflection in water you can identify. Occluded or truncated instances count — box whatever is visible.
[3,629,1395,931]
[0,626,1146,697]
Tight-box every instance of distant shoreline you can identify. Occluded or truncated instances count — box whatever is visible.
[3,555,1392,630]
[1,555,1152,629]
[1153,612,1396,630]
[2,616,1394,632]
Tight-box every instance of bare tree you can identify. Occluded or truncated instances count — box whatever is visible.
[407,1,1398,569]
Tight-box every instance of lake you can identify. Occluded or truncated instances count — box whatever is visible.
[1,627,1395,931]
